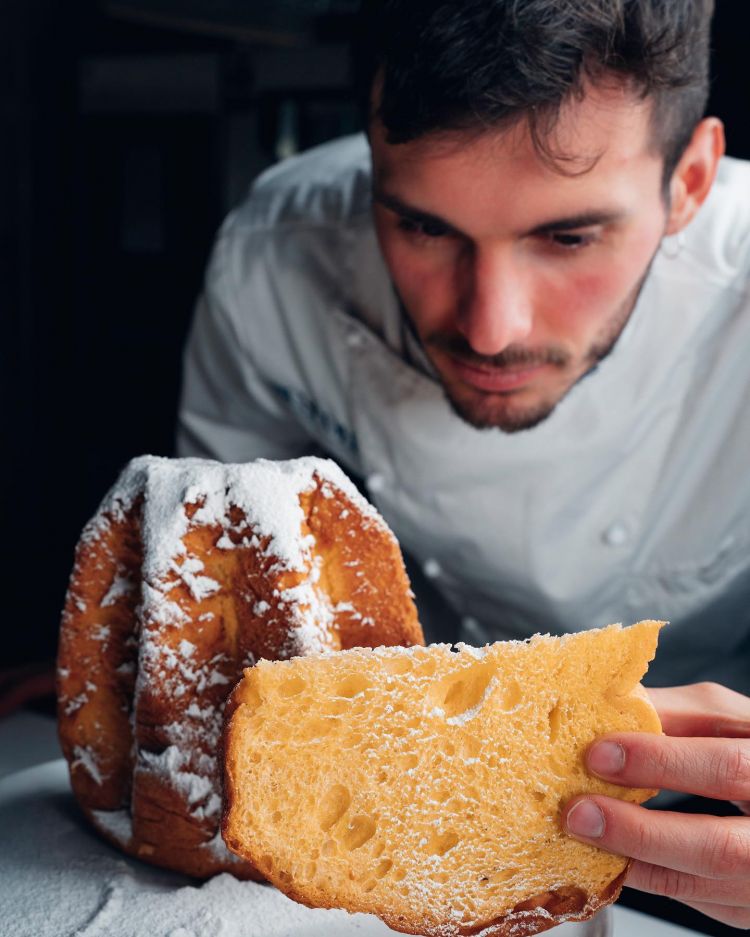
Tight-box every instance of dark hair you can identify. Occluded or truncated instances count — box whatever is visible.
[355,0,714,184]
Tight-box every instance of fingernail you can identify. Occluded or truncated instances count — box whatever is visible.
[566,800,605,839]
[588,741,625,777]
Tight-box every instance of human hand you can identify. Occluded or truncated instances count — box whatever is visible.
[562,682,750,928]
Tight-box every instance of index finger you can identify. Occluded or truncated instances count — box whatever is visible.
[647,684,750,738]
[587,733,750,802]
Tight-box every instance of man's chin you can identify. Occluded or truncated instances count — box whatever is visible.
[441,384,560,432]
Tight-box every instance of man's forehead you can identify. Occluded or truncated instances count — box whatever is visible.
[369,83,666,240]
[371,79,657,183]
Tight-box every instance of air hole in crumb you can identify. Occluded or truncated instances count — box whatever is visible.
[427,829,459,857]
[400,754,418,770]
[374,858,393,878]
[318,784,351,831]
[428,663,494,719]
[392,867,406,882]
[240,682,262,714]
[532,791,546,803]
[341,815,377,850]
[271,810,282,823]
[363,879,378,893]
[304,861,317,879]
[384,657,413,676]
[321,839,337,857]
[335,673,371,698]
[278,675,306,698]
[547,701,562,743]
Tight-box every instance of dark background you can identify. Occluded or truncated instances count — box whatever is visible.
[4,0,750,672]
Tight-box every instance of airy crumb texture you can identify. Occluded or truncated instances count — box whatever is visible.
[223,621,664,937]
[57,455,422,879]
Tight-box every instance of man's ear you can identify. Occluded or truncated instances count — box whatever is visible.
[665,117,725,235]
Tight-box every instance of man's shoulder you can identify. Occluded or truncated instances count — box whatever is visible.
[709,156,750,226]
[715,154,750,188]
[204,132,394,344]
[683,156,750,279]
[231,134,372,235]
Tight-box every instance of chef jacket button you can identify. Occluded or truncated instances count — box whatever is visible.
[366,472,385,493]
[423,558,441,579]
[462,616,482,639]
[347,331,365,349]
[602,522,629,547]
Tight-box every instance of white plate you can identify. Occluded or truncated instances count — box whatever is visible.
[0,759,612,937]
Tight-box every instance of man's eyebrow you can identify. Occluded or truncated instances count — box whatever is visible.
[372,187,626,237]
[527,210,626,235]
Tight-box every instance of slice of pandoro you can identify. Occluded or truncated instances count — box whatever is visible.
[223,621,664,937]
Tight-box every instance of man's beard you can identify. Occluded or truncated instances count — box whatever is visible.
[405,274,649,433]
[428,336,573,431]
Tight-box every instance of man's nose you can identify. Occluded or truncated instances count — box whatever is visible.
[456,246,534,355]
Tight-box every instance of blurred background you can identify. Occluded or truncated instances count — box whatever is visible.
[4,0,750,684]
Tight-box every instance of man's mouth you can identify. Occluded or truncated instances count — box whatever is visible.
[448,355,551,393]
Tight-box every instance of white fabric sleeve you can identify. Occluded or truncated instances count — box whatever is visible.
[175,227,314,463]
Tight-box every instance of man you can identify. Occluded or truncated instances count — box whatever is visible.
[178,1,750,926]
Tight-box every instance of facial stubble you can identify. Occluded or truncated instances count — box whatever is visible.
[413,269,652,433]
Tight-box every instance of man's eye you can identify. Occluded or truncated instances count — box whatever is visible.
[397,217,450,239]
[549,231,595,250]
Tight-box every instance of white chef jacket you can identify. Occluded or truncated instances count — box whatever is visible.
[177,134,750,694]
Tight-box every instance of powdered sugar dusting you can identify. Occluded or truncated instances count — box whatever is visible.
[72,745,104,786]
[101,569,137,608]
[128,454,384,584]
[125,454,385,659]
[92,808,134,845]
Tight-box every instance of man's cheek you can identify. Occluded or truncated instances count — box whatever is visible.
[559,269,629,320]
[393,259,457,322]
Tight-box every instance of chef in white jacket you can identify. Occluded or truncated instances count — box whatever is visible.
[178,0,750,924]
